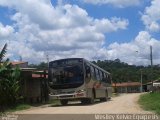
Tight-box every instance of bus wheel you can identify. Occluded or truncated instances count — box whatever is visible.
[81,99,88,104]
[60,99,68,105]
[100,91,108,102]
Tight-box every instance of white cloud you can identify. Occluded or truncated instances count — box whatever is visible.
[0,0,159,66]
[141,0,160,32]
[83,0,140,8]
[106,31,160,65]
[0,23,14,39]
[0,0,128,63]
[94,17,129,33]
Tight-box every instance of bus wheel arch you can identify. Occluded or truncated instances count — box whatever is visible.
[60,99,68,106]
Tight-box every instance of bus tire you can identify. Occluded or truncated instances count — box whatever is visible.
[81,99,88,104]
[60,99,68,105]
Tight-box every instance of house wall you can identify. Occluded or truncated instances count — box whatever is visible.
[20,70,48,103]
[116,86,141,93]
[147,84,152,91]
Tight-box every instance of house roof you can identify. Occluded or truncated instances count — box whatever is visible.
[112,82,141,87]
[11,61,28,65]
[143,79,160,85]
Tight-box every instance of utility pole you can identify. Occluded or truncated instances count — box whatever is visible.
[140,69,143,92]
[19,56,22,61]
[135,51,143,92]
[46,54,49,67]
[150,46,153,91]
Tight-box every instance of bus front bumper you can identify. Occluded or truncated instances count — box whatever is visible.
[49,92,86,100]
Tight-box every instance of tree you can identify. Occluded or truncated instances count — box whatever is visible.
[92,59,160,84]
[0,44,21,112]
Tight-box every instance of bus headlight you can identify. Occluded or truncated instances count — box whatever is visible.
[76,89,85,93]
[76,89,85,97]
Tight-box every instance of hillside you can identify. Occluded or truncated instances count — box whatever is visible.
[93,59,160,83]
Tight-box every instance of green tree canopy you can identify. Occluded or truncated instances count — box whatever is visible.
[92,59,160,84]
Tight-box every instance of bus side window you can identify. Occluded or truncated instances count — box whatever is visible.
[85,64,91,78]
[95,68,100,81]
[90,66,95,79]
[108,75,112,84]
[101,72,106,83]
[102,73,107,83]
[103,73,107,83]
[105,74,111,84]
[99,71,103,81]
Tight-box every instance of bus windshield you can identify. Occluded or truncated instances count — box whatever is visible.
[49,65,84,89]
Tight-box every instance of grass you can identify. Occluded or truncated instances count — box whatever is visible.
[7,104,31,112]
[6,100,60,112]
[0,104,32,114]
[48,99,61,106]
[138,92,160,115]
[0,99,60,114]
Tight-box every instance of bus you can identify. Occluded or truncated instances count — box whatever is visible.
[48,58,112,105]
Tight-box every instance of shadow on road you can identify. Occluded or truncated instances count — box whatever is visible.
[50,98,112,107]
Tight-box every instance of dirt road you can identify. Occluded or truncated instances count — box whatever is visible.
[17,93,153,114]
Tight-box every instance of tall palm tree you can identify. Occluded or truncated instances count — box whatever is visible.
[0,43,8,112]
[0,43,7,62]
[0,43,11,78]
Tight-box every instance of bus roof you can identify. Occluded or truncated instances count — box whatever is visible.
[49,58,83,62]
[49,58,110,75]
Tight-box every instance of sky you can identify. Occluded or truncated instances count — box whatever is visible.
[0,0,160,65]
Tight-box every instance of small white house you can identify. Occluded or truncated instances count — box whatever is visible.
[153,82,160,87]
[143,80,160,92]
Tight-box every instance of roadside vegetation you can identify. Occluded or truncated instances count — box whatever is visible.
[49,99,60,106]
[2,99,60,113]
[5,104,31,112]
[0,44,59,113]
[138,92,160,115]
[93,59,160,84]
[0,44,22,112]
